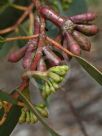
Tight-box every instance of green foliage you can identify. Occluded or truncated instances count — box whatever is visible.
[75,56,102,85]
[0,106,21,136]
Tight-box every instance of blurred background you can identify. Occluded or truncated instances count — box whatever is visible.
[0,0,102,136]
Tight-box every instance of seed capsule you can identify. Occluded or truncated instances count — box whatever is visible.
[43,46,61,66]
[76,24,99,36]
[70,12,96,23]
[8,46,27,62]
[72,30,91,51]
[65,32,81,55]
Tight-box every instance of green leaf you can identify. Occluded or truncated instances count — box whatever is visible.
[75,56,102,85]
[17,89,61,136]
[0,90,18,105]
[0,105,21,136]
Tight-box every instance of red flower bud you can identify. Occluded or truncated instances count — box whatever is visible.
[39,6,64,27]
[76,24,99,36]
[72,31,91,51]
[65,32,81,55]
[22,40,37,69]
[8,46,27,62]
[43,46,61,66]
[70,12,96,23]
[23,15,40,69]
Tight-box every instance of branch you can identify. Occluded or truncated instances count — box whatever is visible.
[10,4,28,11]
[4,34,39,42]
[46,36,74,57]
[30,17,46,70]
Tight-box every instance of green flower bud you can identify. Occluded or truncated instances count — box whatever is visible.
[45,82,52,96]
[36,106,48,118]
[30,111,38,123]
[26,111,30,123]
[48,72,63,83]
[19,109,26,123]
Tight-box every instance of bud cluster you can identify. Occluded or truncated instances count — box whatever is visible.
[23,65,69,99]
[39,6,98,56]
[19,103,48,124]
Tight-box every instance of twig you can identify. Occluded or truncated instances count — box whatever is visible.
[4,34,39,42]
[29,11,34,35]
[46,36,74,57]
[10,4,28,11]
